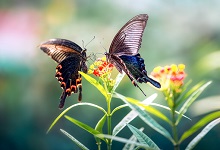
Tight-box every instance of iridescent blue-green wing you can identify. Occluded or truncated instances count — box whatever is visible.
[119,55,161,89]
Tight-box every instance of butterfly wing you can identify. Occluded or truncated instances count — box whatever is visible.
[40,38,87,109]
[55,56,83,109]
[109,14,148,55]
[40,38,84,63]
[106,14,160,95]
[119,54,161,88]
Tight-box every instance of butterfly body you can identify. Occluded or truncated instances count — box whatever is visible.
[40,38,87,109]
[105,14,161,95]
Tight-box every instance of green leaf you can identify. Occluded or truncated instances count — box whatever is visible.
[60,129,89,150]
[127,124,160,150]
[116,93,171,125]
[96,134,151,149]
[175,80,192,107]
[134,101,172,125]
[47,102,106,133]
[111,104,128,116]
[95,114,107,133]
[185,118,220,150]
[112,94,157,136]
[123,128,144,150]
[114,93,174,144]
[176,81,212,125]
[111,72,125,94]
[94,114,107,144]
[151,103,191,121]
[179,111,220,143]
[176,81,205,108]
[64,115,107,142]
[79,71,108,99]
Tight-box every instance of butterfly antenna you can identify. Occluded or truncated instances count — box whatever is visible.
[84,36,95,48]
[99,39,108,53]
[88,52,97,62]
[82,40,85,49]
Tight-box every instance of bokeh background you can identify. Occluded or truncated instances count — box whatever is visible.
[1,0,220,149]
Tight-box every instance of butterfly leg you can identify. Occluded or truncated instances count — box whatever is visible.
[130,78,146,96]
[78,84,82,102]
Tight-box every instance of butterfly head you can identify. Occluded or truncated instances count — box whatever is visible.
[104,52,111,63]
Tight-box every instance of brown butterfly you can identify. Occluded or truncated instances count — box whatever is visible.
[40,39,87,109]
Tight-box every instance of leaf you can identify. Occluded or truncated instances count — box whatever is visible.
[179,111,220,143]
[112,94,157,136]
[111,72,125,94]
[176,81,212,125]
[79,71,108,99]
[64,115,107,142]
[176,81,205,108]
[47,102,106,133]
[95,114,107,133]
[185,118,220,150]
[127,124,160,150]
[96,134,151,149]
[123,128,144,150]
[114,93,174,144]
[94,114,107,144]
[111,104,128,116]
[151,103,191,121]
[60,129,89,150]
[175,80,192,107]
[115,93,171,125]
[134,101,172,125]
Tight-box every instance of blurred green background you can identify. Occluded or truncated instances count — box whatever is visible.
[0,0,220,149]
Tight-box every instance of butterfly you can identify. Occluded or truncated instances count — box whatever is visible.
[40,38,87,109]
[105,14,161,95]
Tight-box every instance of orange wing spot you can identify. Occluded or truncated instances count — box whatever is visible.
[76,78,82,84]
[66,88,71,96]
[71,85,77,93]
[55,72,62,77]
[61,82,66,88]
[56,65,62,70]
[58,77,64,82]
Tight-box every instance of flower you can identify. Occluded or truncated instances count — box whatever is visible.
[151,64,186,93]
[88,57,115,92]
[88,57,114,77]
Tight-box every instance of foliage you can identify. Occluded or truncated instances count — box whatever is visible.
[48,60,219,150]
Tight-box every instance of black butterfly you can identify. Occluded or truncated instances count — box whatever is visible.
[105,14,161,95]
[40,39,87,109]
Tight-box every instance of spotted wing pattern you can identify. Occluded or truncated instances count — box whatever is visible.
[40,38,87,109]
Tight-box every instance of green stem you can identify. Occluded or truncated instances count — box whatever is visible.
[97,142,101,150]
[107,95,112,150]
[171,104,180,150]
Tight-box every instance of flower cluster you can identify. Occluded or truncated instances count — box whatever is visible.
[88,57,114,77]
[88,57,115,92]
[151,64,186,93]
